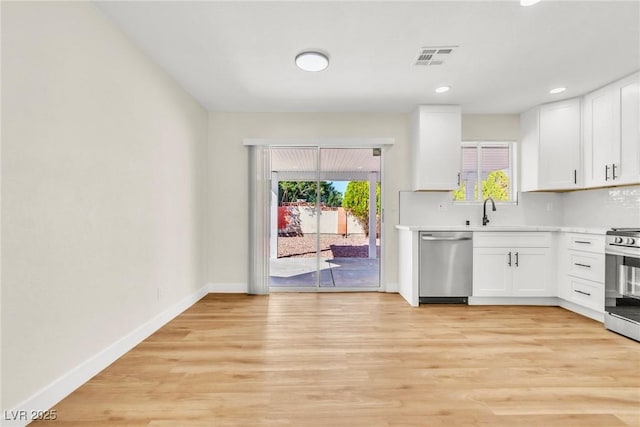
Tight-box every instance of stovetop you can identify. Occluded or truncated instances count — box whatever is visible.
[607,228,640,236]
[606,228,640,251]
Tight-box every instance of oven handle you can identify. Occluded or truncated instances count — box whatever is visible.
[606,246,639,257]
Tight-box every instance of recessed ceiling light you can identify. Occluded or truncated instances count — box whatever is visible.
[549,87,566,94]
[295,51,329,72]
[435,86,450,93]
[520,0,541,6]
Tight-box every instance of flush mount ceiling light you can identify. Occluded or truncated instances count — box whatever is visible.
[295,51,329,72]
[435,86,451,93]
[549,87,566,94]
[520,0,541,6]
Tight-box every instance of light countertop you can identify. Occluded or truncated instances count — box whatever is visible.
[395,225,609,234]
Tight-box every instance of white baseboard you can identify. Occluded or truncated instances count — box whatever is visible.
[384,282,399,293]
[558,299,604,322]
[2,284,209,427]
[206,282,247,293]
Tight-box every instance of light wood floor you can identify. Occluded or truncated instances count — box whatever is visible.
[36,293,640,426]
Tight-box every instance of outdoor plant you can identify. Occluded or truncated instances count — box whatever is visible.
[452,170,509,202]
[342,181,380,237]
[278,181,342,206]
[277,206,302,237]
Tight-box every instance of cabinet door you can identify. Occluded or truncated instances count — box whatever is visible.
[584,87,615,187]
[520,107,539,191]
[412,106,461,190]
[512,248,552,297]
[539,98,581,189]
[472,248,511,296]
[614,73,640,185]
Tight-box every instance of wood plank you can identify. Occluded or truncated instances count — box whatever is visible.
[31,293,640,426]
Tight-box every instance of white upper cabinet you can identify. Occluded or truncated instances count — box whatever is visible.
[521,98,581,191]
[584,72,640,187]
[411,105,461,191]
[615,73,640,184]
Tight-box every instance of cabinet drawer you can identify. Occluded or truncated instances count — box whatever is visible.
[568,277,604,312]
[567,233,605,253]
[474,232,551,248]
[567,250,604,282]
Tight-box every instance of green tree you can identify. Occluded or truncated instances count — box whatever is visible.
[451,171,509,202]
[278,181,342,207]
[452,181,466,201]
[342,181,380,237]
[481,170,509,201]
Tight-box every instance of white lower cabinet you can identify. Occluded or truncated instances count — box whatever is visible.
[560,233,605,316]
[473,233,553,297]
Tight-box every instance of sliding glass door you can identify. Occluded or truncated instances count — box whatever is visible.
[268,147,381,291]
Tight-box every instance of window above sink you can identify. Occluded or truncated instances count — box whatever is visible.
[453,141,517,205]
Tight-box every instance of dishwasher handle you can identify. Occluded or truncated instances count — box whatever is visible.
[421,236,472,241]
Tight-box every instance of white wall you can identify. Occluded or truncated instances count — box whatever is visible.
[1,1,207,412]
[399,191,564,226]
[462,114,520,141]
[562,185,640,228]
[207,112,411,291]
[293,207,363,235]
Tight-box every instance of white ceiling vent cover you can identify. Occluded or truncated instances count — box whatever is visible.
[415,46,457,66]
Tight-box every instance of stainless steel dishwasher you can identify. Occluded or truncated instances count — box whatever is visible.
[419,231,472,304]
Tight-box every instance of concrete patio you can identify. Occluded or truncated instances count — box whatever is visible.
[269,257,380,288]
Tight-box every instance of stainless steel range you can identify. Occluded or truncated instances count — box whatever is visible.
[604,228,640,341]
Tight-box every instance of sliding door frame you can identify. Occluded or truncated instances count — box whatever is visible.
[245,138,393,295]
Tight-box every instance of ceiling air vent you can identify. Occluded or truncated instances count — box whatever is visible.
[415,46,457,66]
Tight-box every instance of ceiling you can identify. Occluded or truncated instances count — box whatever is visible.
[271,147,381,174]
[93,1,640,114]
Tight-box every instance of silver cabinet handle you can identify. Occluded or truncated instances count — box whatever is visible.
[421,236,471,241]
[457,172,461,186]
[612,164,617,180]
[515,252,519,267]
[573,169,577,184]
[574,289,591,297]
[575,240,591,245]
[507,251,512,267]
[605,164,610,181]
[574,263,591,268]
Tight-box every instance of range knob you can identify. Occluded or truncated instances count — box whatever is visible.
[615,236,624,244]
[626,237,636,245]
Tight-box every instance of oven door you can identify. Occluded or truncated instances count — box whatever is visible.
[604,252,640,341]
[618,255,639,298]
[605,253,640,299]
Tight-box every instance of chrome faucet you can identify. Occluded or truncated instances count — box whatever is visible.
[482,197,496,226]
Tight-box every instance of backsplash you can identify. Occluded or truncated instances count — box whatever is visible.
[399,185,640,229]
[399,191,564,227]
[562,185,640,228]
